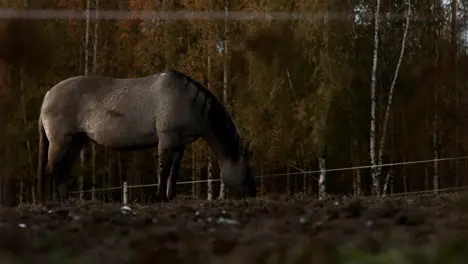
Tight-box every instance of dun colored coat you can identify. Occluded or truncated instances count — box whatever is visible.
[37,70,257,203]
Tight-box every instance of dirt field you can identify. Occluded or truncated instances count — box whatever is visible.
[1,193,468,264]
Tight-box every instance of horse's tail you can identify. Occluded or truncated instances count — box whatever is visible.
[37,114,49,204]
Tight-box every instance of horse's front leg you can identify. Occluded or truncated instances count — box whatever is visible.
[156,147,174,202]
[167,145,186,200]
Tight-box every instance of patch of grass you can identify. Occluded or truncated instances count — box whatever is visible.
[1,235,468,264]
[337,238,468,264]
[338,246,421,264]
[45,251,77,264]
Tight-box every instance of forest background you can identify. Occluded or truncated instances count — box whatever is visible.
[0,0,467,206]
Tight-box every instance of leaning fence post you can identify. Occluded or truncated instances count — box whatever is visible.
[122,181,128,204]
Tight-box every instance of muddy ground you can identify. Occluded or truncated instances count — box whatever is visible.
[1,193,468,263]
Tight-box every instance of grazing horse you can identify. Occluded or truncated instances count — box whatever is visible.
[37,69,257,203]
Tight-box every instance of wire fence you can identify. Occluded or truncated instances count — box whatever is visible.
[69,155,468,201]
[7,6,467,204]
[385,185,468,197]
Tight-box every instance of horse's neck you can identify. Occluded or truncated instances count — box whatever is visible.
[203,133,239,168]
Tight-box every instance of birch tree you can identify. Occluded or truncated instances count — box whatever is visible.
[18,0,32,204]
[91,0,99,201]
[451,0,460,185]
[192,145,196,198]
[218,3,229,200]
[380,0,411,195]
[433,28,440,194]
[1,0,467,201]
[316,3,331,201]
[79,0,91,201]
[19,67,31,204]
[369,0,382,196]
[318,157,326,199]
[207,55,213,201]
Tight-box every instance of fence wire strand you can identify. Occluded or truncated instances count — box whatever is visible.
[69,155,468,196]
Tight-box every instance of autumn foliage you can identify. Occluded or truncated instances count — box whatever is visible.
[0,0,467,205]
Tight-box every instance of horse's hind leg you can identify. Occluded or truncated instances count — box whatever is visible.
[166,145,186,200]
[45,139,71,202]
[55,134,87,201]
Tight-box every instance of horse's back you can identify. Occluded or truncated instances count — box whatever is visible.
[39,71,211,149]
[40,75,159,144]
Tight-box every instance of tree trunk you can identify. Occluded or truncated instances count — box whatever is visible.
[103,148,108,202]
[433,19,440,195]
[19,67,33,200]
[117,152,123,202]
[19,178,24,204]
[192,145,196,198]
[207,55,213,201]
[370,0,381,196]
[1,139,15,206]
[31,185,36,204]
[425,164,429,190]
[401,111,408,194]
[196,155,201,198]
[132,152,142,202]
[451,0,460,186]
[93,0,99,75]
[207,153,213,201]
[352,139,361,197]
[375,0,411,187]
[318,156,326,200]
[433,76,439,194]
[261,166,265,196]
[79,0,92,201]
[19,0,32,204]
[91,0,99,201]
[382,167,393,196]
[219,4,229,200]
[302,170,307,195]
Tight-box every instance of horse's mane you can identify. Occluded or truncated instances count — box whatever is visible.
[169,70,243,160]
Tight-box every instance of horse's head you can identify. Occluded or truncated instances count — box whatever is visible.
[220,138,257,198]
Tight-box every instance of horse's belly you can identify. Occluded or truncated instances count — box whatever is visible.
[85,116,158,149]
[97,133,158,150]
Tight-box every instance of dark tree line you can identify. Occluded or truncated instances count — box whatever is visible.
[0,0,467,205]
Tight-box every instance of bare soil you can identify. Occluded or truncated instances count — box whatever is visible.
[1,193,468,263]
